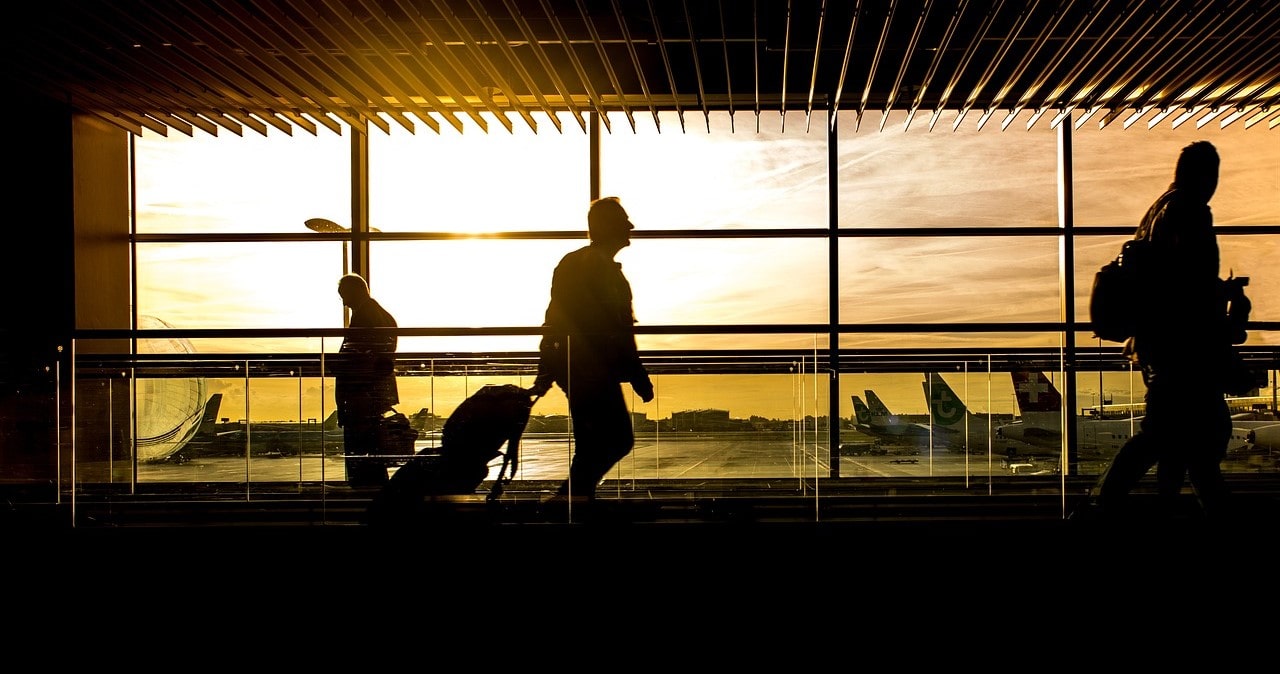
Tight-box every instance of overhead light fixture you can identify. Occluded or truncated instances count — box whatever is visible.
[305,217,347,233]
[304,218,380,233]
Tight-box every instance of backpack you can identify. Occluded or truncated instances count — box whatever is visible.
[374,409,419,466]
[1089,238,1153,343]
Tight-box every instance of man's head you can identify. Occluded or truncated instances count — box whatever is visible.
[1174,140,1219,203]
[337,273,370,308]
[587,196,634,251]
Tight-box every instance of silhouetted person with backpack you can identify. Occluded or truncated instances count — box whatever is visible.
[334,273,399,488]
[529,197,654,507]
[1093,141,1243,520]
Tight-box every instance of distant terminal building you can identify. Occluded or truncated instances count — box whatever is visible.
[666,409,753,433]
[523,408,841,434]
[630,411,654,432]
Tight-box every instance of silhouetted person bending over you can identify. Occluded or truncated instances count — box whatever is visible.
[334,273,399,488]
[529,197,654,504]
[1094,141,1237,520]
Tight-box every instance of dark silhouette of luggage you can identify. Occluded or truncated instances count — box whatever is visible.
[375,409,419,467]
[1089,238,1152,343]
[366,384,536,525]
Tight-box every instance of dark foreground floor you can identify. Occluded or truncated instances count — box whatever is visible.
[7,504,1280,656]
[6,508,1274,582]
[6,477,1280,616]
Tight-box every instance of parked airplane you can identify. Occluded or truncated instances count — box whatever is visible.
[140,390,224,463]
[922,372,1036,456]
[994,371,1065,452]
[843,393,928,455]
[995,370,1141,457]
[1227,414,1280,455]
[1082,396,1275,421]
[168,393,348,462]
[1246,424,1280,453]
[860,391,932,439]
[165,394,435,464]
[995,370,1253,457]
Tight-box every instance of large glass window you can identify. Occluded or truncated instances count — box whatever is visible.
[119,107,1280,495]
[835,109,1060,228]
[1072,118,1280,227]
[134,130,349,234]
[600,110,829,229]
[136,241,343,337]
[839,236,1062,329]
[374,237,829,347]
[368,112,589,232]
[1072,119,1280,346]
[371,239,572,335]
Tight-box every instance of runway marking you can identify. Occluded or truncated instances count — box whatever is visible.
[844,460,891,477]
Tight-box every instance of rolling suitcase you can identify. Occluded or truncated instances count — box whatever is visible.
[366,384,536,524]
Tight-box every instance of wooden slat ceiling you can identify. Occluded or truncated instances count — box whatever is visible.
[9,0,1280,137]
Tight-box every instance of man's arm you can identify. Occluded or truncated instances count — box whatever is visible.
[631,369,654,402]
[529,331,561,397]
[530,260,570,396]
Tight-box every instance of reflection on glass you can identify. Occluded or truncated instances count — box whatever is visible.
[134,318,206,464]
[139,372,341,484]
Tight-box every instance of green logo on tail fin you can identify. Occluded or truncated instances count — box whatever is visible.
[927,375,966,426]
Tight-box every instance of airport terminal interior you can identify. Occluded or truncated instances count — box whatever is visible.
[3,2,1280,545]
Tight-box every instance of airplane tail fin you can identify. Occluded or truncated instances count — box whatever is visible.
[923,373,968,429]
[863,390,896,424]
[196,393,222,434]
[851,395,872,425]
[323,409,340,431]
[1011,371,1062,414]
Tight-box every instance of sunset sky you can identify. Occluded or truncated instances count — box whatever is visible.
[131,109,1279,423]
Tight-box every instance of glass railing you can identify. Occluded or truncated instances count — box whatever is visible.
[38,328,1280,526]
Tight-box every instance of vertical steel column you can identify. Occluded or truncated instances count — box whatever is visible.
[69,341,75,524]
[1058,115,1080,477]
[589,111,601,200]
[828,108,841,478]
[350,123,370,285]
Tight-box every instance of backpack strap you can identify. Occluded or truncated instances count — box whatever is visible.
[1134,188,1175,243]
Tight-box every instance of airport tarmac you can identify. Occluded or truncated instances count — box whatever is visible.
[134,433,1060,484]
[131,431,1274,486]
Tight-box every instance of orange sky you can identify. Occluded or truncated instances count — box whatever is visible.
[132,109,1279,422]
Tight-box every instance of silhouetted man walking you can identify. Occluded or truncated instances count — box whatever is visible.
[530,197,654,504]
[334,273,399,488]
[1094,141,1237,519]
